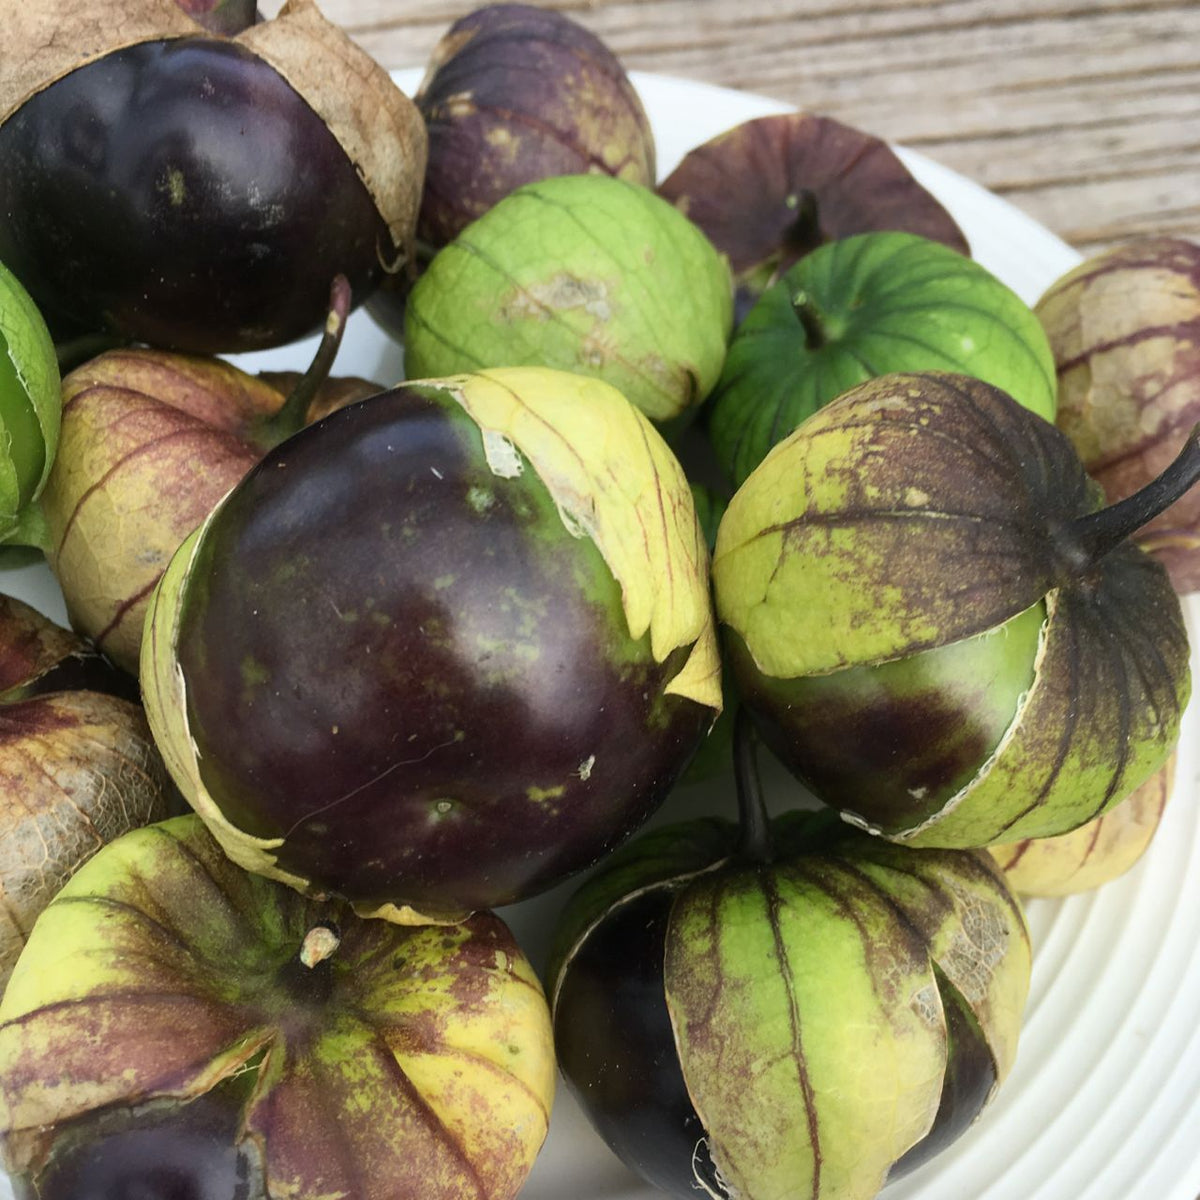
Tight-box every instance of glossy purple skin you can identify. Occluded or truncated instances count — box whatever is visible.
[0,39,390,353]
[175,385,711,914]
[13,1089,260,1200]
[553,885,721,1198]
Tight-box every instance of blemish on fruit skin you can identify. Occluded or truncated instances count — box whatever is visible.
[159,167,186,207]
[576,755,595,781]
[527,784,566,803]
[428,799,457,823]
[445,92,476,119]
[502,274,613,323]
[467,485,495,513]
[240,656,269,687]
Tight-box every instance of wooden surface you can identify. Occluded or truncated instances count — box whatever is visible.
[313,0,1199,259]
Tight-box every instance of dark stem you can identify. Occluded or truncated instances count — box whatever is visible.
[782,188,822,258]
[790,290,826,350]
[1070,422,1200,567]
[733,707,773,864]
[260,275,353,445]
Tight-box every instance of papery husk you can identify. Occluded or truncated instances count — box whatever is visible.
[0,815,555,1199]
[0,693,172,989]
[0,596,172,989]
[1,0,426,265]
[0,0,204,123]
[549,811,1031,1200]
[662,832,1030,1200]
[239,0,426,260]
[714,372,1192,847]
[43,348,383,676]
[43,351,285,675]
[1036,237,1200,595]
[990,751,1175,896]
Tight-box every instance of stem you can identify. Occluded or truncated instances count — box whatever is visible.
[1070,422,1200,567]
[298,922,341,969]
[733,707,773,864]
[260,275,353,445]
[278,921,342,1006]
[782,188,822,258]
[790,290,826,349]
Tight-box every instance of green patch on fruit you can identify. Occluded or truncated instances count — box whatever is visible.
[439,367,721,710]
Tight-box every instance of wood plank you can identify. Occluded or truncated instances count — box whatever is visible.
[298,0,1200,254]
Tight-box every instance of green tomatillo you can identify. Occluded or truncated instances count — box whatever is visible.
[706,231,1058,486]
[547,712,1031,1200]
[0,814,555,1200]
[403,174,734,427]
[712,371,1195,847]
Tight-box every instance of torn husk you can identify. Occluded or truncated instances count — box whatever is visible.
[0,0,204,123]
[239,0,427,261]
[1,0,426,266]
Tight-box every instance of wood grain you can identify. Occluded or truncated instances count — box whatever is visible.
[307,0,1199,260]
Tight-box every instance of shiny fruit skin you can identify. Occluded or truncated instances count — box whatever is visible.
[172,384,712,915]
[552,885,715,1197]
[0,39,390,353]
[725,600,1045,834]
[11,1088,257,1200]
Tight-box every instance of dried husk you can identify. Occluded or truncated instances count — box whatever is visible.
[42,348,380,676]
[1035,237,1200,594]
[0,0,202,123]
[239,0,427,259]
[0,595,172,989]
[658,111,969,309]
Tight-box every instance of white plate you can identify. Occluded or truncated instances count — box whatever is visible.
[3,69,1198,1200]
